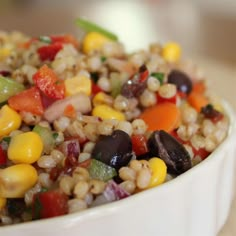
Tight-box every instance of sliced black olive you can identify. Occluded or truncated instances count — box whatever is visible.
[148,130,192,175]
[168,70,193,95]
[91,130,133,170]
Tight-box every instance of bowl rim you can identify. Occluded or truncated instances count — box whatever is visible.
[1,100,236,232]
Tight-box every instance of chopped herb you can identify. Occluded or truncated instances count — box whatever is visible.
[90,72,99,83]
[38,36,52,44]
[32,194,42,220]
[151,72,165,85]
[75,18,118,41]
[41,187,48,192]
[101,56,107,62]
[2,136,11,144]
[52,132,59,139]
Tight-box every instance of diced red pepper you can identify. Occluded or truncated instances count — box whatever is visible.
[192,146,210,160]
[157,93,177,104]
[51,34,79,48]
[79,158,91,168]
[91,81,102,95]
[37,43,63,61]
[40,92,57,109]
[33,65,65,99]
[18,38,37,49]
[8,86,44,115]
[49,166,63,181]
[131,134,148,156]
[0,146,7,166]
[32,189,68,219]
[63,104,76,118]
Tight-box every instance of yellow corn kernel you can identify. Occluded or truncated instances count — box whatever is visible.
[213,103,224,113]
[0,164,38,198]
[0,47,11,61]
[8,132,43,164]
[148,157,167,188]
[83,32,111,54]
[0,105,22,137]
[65,75,91,97]
[93,92,111,106]
[0,197,6,210]
[92,104,125,121]
[162,42,181,63]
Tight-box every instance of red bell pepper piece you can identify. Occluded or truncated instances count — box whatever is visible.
[138,65,149,83]
[51,34,79,48]
[192,146,210,160]
[33,65,65,99]
[157,93,177,104]
[0,146,7,166]
[32,189,68,219]
[8,86,44,115]
[37,43,63,61]
[131,134,148,156]
[91,81,102,95]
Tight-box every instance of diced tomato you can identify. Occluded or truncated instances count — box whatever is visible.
[131,134,148,156]
[32,189,68,219]
[0,146,7,166]
[51,34,79,48]
[33,65,65,99]
[8,86,44,115]
[37,43,63,61]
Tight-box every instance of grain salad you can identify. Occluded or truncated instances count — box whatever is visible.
[0,18,229,225]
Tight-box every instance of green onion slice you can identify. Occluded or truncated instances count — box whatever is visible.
[75,18,118,41]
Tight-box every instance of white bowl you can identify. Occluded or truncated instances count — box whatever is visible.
[1,101,236,236]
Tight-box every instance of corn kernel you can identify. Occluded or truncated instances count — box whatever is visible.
[0,197,6,210]
[162,42,181,63]
[65,75,91,97]
[0,105,22,137]
[93,92,111,106]
[8,132,43,164]
[0,47,11,61]
[213,103,224,113]
[92,104,125,121]
[83,32,111,54]
[148,157,167,188]
[0,164,38,198]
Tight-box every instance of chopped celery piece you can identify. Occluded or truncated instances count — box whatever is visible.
[75,18,118,41]
[88,159,117,182]
[0,77,24,103]
[110,76,122,98]
[33,125,55,154]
